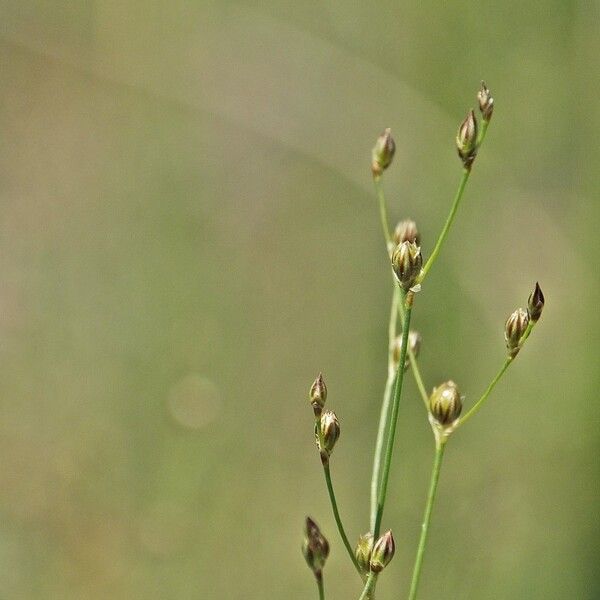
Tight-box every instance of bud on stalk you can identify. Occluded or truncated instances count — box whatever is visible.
[456,110,478,169]
[429,380,462,428]
[393,219,420,246]
[309,373,327,416]
[371,128,396,176]
[527,282,545,323]
[391,241,423,290]
[393,330,422,371]
[355,532,374,575]
[505,308,529,357]
[319,410,340,457]
[370,530,395,573]
[302,517,330,577]
[477,81,494,122]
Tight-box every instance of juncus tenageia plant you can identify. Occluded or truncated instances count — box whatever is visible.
[301,82,545,599]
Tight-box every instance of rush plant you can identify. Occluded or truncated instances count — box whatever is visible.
[301,82,545,599]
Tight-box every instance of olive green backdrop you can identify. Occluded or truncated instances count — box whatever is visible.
[0,1,598,598]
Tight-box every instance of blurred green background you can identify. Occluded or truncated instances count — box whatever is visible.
[0,2,598,598]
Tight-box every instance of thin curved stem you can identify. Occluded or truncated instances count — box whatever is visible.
[373,296,413,539]
[373,175,392,249]
[408,345,429,407]
[407,440,447,600]
[358,572,377,600]
[370,287,399,531]
[323,463,362,575]
[316,574,325,600]
[458,355,513,427]
[418,168,470,283]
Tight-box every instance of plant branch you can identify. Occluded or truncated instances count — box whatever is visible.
[373,293,413,539]
[373,175,392,250]
[407,439,447,600]
[323,463,362,576]
[358,572,377,600]
[316,574,325,600]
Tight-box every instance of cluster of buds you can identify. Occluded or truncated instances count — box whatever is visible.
[302,517,330,579]
[429,380,463,431]
[456,82,494,169]
[391,241,423,291]
[355,530,396,575]
[309,374,340,464]
[505,282,545,357]
[371,128,396,176]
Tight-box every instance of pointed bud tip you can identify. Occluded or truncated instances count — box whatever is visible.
[371,128,396,175]
[505,308,530,356]
[310,373,327,414]
[319,410,340,456]
[528,282,545,322]
[391,241,423,291]
[370,530,396,573]
[429,380,462,427]
[477,81,494,122]
[456,109,479,168]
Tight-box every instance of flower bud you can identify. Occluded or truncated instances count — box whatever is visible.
[302,517,330,576]
[371,128,396,176]
[355,533,374,575]
[393,219,420,246]
[527,282,544,323]
[505,308,529,356]
[370,530,395,573]
[391,241,423,290]
[310,373,327,416]
[477,81,494,122]
[456,109,478,168]
[319,411,340,456]
[429,381,462,427]
[392,330,422,371]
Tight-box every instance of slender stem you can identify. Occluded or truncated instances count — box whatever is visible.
[407,440,447,600]
[316,574,325,600]
[373,175,392,249]
[370,287,399,531]
[358,572,377,600]
[458,355,513,427]
[323,463,362,575]
[418,168,470,283]
[408,345,429,407]
[373,296,413,539]
[477,119,490,147]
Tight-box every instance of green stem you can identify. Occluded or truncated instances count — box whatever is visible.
[358,572,377,600]
[370,287,399,532]
[316,574,325,600]
[373,175,392,249]
[407,440,447,600]
[323,463,362,575]
[373,296,413,539]
[408,345,429,408]
[418,168,470,283]
[458,355,513,427]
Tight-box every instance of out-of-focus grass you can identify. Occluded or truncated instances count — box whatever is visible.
[0,2,598,598]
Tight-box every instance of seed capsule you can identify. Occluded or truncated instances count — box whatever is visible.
[456,109,478,168]
[393,219,420,246]
[477,81,494,122]
[370,530,395,573]
[505,308,529,356]
[527,282,545,323]
[302,517,330,576]
[391,241,423,291]
[310,373,327,416]
[429,381,462,427]
[355,533,374,575]
[371,128,396,176]
[319,411,340,456]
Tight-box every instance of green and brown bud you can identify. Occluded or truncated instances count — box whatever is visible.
[302,517,330,577]
[477,81,494,122]
[370,530,395,573]
[456,109,478,169]
[429,381,462,427]
[505,308,529,356]
[371,128,396,176]
[310,373,327,416]
[355,532,374,575]
[527,282,545,323]
[393,219,420,246]
[391,241,423,290]
[319,410,340,456]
